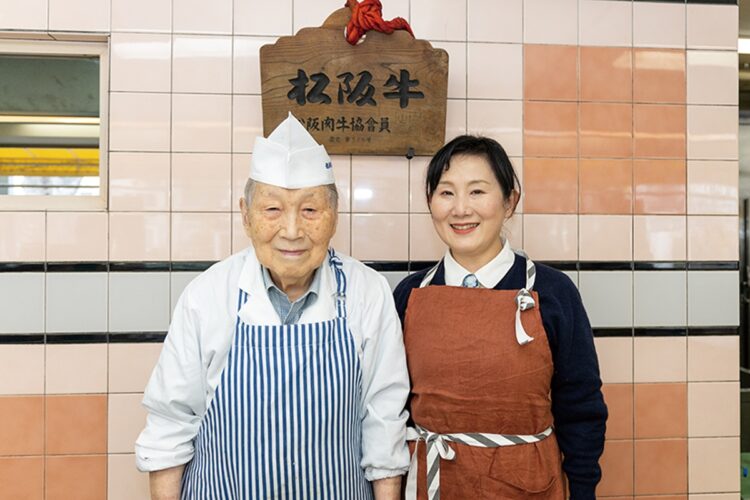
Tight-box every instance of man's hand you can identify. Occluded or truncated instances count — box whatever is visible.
[373,475,402,500]
[149,465,185,500]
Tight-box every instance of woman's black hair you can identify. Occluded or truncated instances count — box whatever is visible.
[425,135,521,205]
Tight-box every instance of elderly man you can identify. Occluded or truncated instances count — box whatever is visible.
[136,113,410,499]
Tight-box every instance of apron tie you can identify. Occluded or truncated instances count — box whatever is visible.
[405,424,553,500]
[514,288,535,345]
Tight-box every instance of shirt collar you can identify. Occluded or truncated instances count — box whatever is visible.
[261,263,322,302]
[443,239,515,288]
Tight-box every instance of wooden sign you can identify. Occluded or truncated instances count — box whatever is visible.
[259,8,448,156]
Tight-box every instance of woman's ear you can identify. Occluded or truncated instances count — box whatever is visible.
[505,190,520,218]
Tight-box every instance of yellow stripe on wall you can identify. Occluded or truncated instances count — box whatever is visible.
[0,147,99,177]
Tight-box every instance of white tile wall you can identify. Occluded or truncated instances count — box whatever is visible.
[579,271,633,328]
[109,273,170,332]
[633,271,687,327]
[46,273,108,333]
[687,271,740,327]
[0,274,44,333]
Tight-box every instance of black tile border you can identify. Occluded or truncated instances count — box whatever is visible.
[0,260,740,273]
[46,333,109,344]
[0,334,45,344]
[592,328,634,337]
[686,0,737,4]
[0,326,738,344]
[110,262,171,272]
[46,262,108,273]
[0,263,45,272]
[687,326,739,336]
[109,332,168,343]
[634,262,688,271]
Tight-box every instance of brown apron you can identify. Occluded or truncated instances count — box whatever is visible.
[403,268,565,499]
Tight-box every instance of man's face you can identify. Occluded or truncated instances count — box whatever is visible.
[241,182,337,286]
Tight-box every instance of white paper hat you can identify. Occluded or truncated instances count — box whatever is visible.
[250,112,334,189]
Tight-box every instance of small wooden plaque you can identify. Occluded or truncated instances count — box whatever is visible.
[260,8,449,156]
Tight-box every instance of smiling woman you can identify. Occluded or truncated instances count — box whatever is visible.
[393,135,607,500]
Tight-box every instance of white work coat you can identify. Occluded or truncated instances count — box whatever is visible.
[135,246,411,481]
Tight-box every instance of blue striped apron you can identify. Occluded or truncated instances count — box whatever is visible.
[181,251,373,500]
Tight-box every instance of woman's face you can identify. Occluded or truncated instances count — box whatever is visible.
[428,154,517,269]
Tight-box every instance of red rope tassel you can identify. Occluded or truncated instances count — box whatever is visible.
[344,0,414,45]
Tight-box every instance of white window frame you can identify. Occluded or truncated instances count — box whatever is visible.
[0,39,109,211]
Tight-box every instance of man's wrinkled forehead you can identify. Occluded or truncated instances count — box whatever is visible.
[251,182,329,205]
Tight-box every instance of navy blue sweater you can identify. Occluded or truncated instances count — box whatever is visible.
[393,254,608,500]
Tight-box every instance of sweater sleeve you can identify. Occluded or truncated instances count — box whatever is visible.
[540,273,608,500]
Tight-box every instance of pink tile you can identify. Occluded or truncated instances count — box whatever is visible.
[49,0,108,31]
[108,343,163,393]
[232,154,252,210]
[171,213,231,261]
[172,35,232,94]
[504,214,523,250]
[409,214,445,261]
[468,0,522,43]
[111,0,170,32]
[46,213,107,262]
[109,153,170,211]
[109,93,171,152]
[687,216,738,261]
[595,337,633,384]
[687,4,738,50]
[688,105,738,161]
[432,41,466,99]
[446,99,467,142]
[0,0,47,30]
[579,0,632,47]
[523,0,577,44]
[172,94,232,153]
[173,0,231,34]
[688,382,739,438]
[234,0,291,36]
[635,337,687,383]
[687,161,738,215]
[688,437,740,494]
[292,0,352,32]
[0,212,45,262]
[523,214,578,261]
[410,0,466,41]
[351,214,408,261]
[172,153,232,212]
[108,454,151,500]
[233,95,264,153]
[633,2,685,49]
[331,213,351,256]
[468,43,522,99]
[110,33,171,93]
[687,51,738,106]
[332,155,351,213]
[109,212,170,261]
[467,100,522,157]
[108,394,147,454]
[351,156,409,213]
[0,345,44,395]
[634,216,687,261]
[233,37,276,95]
[579,215,632,261]
[231,212,251,254]
[688,336,739,382]
[410,157,430,214]
[46,344,107,395]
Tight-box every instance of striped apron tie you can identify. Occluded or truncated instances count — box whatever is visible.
[404,424,554,500]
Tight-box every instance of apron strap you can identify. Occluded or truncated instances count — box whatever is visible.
[512,249,536,346]
[405,425,553,500]
[328,248,348,319]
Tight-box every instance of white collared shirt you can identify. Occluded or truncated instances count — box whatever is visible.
[443,239,515,288]
[135,246,411,481]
